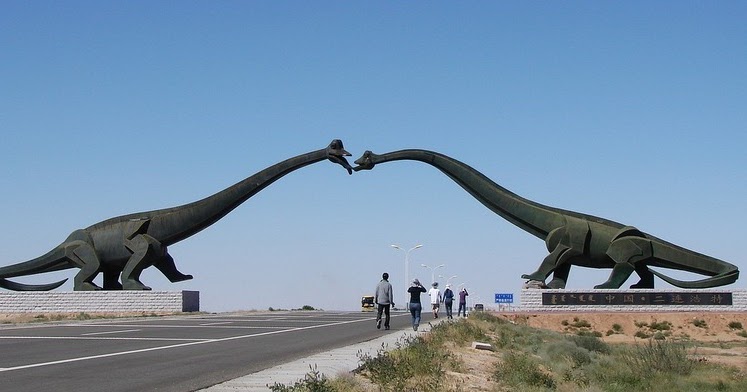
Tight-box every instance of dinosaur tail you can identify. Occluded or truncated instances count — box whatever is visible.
[649,268,739,289]
[0,278,68,291]
[0,244,71,291]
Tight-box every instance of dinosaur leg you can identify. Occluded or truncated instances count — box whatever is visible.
[102,266,123,290]
[66,242,102,291]
[522,245,579,286]
[630,264,655,289]
[595,237,653,289]
[547,263,571,289]
[153,250,193,283]
[121,234,161,290]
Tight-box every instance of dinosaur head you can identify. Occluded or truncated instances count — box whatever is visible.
[353,150,380,171]
[326,139,353,175]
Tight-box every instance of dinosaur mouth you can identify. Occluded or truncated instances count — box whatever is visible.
[328,152,353,174]
[332,155,353,174]
[352,153,373,171]
[326,139,353,174]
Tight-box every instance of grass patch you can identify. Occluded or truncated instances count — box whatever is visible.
[271,315,747,391]
[494,351,556,389]
[357,334,447,392]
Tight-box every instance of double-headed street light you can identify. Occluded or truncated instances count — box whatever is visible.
[391,244,423,308]
[421,263,445,286]
[439,274,458,286]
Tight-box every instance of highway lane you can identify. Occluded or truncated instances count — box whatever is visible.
[0,311,431,391]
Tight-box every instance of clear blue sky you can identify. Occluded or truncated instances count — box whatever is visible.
[2,2,745,312]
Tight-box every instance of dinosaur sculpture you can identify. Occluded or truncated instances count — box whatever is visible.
[353,149,739,289]
[0,140,353,291]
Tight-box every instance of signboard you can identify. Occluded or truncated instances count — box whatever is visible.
[495,293,514,304]
[541,292,732,306]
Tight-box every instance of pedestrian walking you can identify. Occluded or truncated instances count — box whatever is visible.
[428,282,442,318]
[443,284,454,319]
[457,287,469,317]
[374,272,394,330]
[407,278,427,331]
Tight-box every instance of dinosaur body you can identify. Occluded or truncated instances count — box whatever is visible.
[353,149,739,289]
[0,140,352,291]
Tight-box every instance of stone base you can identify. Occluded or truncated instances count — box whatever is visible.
[0,290,199,313]
[520,289,746,312]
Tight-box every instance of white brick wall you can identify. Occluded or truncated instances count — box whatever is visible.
[0,290,199,313]
[519,289,747,312]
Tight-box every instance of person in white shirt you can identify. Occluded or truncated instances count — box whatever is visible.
[428,282,442,318]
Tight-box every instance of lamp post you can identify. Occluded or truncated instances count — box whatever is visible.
[421,263,445,285]
[391,244,423,308]
[439,274,458,286]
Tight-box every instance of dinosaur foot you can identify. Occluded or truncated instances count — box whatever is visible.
[76,282,102,291]
[546,278,567,289]
[521,273,545,281]
[630,282,654,289]
[168,274,193,283]
[523,280,548,289]
[122,280,153,290]
[593,281,621,289]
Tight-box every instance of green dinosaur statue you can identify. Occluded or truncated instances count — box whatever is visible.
[0,140,353,291]
[353,149,739,289]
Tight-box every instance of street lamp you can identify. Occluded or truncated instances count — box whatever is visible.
[391,244,423,308]
[439,274,458,286]
[421,263,445,285]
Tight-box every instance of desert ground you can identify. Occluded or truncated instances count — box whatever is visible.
[435,311,747,391]
[499,311,747,370]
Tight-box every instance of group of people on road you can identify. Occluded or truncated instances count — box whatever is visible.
[374,272,469,332]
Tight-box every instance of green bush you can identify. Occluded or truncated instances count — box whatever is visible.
[621,340,694,375]
[429,318,487,345]
[692,319,708,328]
[649,320,672,331]
[577,330,603,338]
[571,317,592,328]
[546,340,591,368]
[494,351,556,389]
[357,335,446,392]
[571,335,611,354]
[268,365,334,392]
[728,321,743,330]
[635,330,652,339]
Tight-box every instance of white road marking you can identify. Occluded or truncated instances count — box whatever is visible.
[0,315,390,373]
[0,336,207,342]
[198,322,233,326]
[81,329,141,336]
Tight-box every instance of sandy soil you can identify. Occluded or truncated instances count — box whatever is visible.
[499,311,747,371]
[440,311,747,391]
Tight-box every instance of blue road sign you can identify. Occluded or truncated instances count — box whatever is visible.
[495,293,514,304]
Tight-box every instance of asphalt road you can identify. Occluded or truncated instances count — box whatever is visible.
[0,311,429,392]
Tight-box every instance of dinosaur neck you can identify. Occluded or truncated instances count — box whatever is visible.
[374,150,567,239]
[107,148,329,245]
